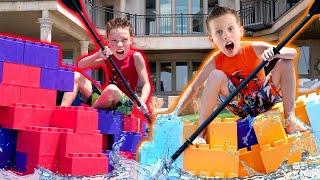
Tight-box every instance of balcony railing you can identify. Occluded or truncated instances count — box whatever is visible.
[84,0,302,36]
[240,0,302,32]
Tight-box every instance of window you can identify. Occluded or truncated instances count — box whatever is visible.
[160,62,172,92]
[298,46,310,75]
[176,0,188,34]
[176,62,188,91]
[192,0,203,33]
[192,61,202,75]
[160,0,172,34]
[149,62,157,92]
[146,0,156,34]
[62,50,74,66]
[208,0,218,14]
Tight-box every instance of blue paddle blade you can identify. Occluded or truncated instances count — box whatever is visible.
[61,0,83,13]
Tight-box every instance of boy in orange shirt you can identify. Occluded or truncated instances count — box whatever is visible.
[173,6,309,144]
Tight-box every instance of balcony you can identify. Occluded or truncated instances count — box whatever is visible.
[240,0,302,32]
[84,0,302,36]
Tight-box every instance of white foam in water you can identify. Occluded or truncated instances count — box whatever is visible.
[2,133,320,179]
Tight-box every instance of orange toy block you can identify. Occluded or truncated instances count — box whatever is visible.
[206,118,237,150]
[287,131,318,164]
[238,144,266,177]
[182,121,198,142]
[259,139,292,173]
[253,114,287,146]
[184,144,239,178]
[295,101,310,125]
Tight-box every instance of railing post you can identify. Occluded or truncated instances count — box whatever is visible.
[134,14,137,36]
[180,13,183,35]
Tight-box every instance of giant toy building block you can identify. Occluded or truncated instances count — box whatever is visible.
[0,128,17,169]
[206,118,237,150]
[98,110,123,135]
[305,93,320,149]
[139,114,183,168]
[237,116,258,149]
[184,144,239,178]
[238,144,266,177]
[51,106,98,133]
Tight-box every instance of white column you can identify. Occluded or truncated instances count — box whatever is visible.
[79,40,92,76]
[120,0,126,12]
[38,10,53,42]
[203,0,208,33]
[79,40,89,55]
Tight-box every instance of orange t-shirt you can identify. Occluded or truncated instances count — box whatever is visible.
[214,42,265,94]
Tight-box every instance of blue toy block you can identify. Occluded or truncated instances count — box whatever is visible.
[138,114,183,168]
[0,36,24,63]
[104,150,114,172]
[24,41,59,69]
[306,97,320,132]
[0,51,5,61]
[14,151,27,172]
[0,128,17,168]
[56,68,74,92]
[40,68,58,90]
[98,110,123,135]
[237,116,258,149]
[0,61,3,83]
[120,131,142,153]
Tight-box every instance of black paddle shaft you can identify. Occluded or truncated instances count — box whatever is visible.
[171,1,320,162]
[61,0,152,123]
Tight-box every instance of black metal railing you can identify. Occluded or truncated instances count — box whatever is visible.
[240,0,302,32]
[83,0,302,35]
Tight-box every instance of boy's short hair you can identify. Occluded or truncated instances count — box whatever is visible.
[106,18,133,36]
[206,5,241,33]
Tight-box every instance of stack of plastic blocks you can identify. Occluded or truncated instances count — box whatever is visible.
[182,98,319,178]
[139,114,183,169]
[0,35,108,176]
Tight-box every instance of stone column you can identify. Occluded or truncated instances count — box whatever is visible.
[39,10,53,42]
[120,0,126,12]
[79,40,90,55]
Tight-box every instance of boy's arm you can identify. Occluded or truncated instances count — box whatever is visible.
[252,41,297,61]
[175,56,216,115]
[133,52,151,105]
[78,49,110,69]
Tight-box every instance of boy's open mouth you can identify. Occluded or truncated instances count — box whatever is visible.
[225,42,234,52]
[116,50,124,55]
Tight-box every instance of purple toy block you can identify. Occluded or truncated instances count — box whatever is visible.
[14,151,27,172]
[0,128,17,169]
[0,51,5,61]
[0,61,3,84]
[56,68,74,92]
[0,36,24,63]
[40,68,59,90]
[120,131,142,153]
[237,116,258,150]
[24,41,59,69]
[98,110,123,135]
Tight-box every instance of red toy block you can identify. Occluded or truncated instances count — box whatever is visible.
[0,103,34,130]
[58,153,108,176]
[20,87,56,106]
[120,151,135,160]
[16,126,68,156]
[1,62,23,86]
[0,84,20,106]
[58,131,103,158]
[20,65,41,88]
[51,106,98,133]
[33,105,53,127]
[123,115,140,132]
